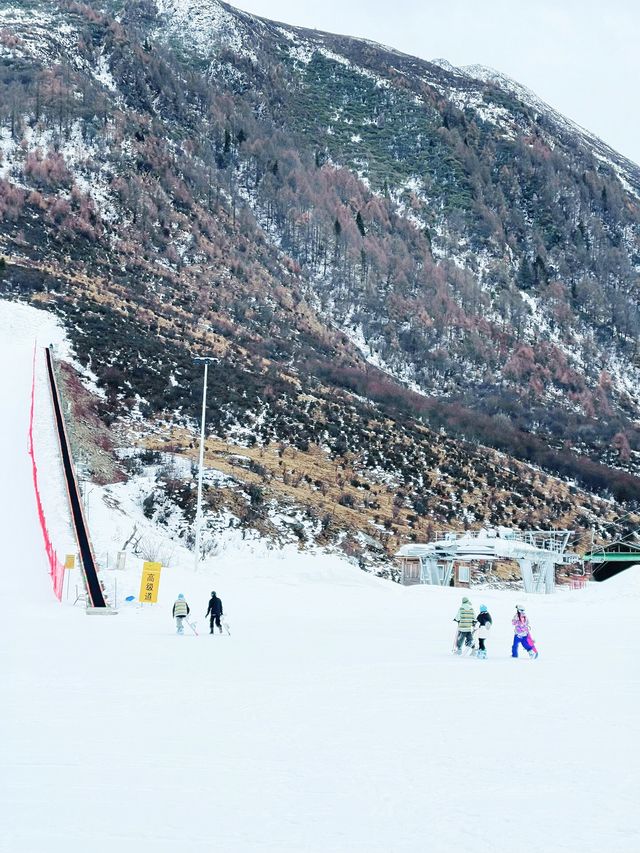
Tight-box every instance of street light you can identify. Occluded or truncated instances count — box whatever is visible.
[193,356,215,572]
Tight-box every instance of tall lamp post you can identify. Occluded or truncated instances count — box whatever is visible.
[193,356,215,572]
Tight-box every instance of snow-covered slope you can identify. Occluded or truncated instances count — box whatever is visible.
[2,299,639,852]
[459,63,640,198]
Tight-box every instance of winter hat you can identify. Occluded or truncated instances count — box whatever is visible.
[211,591,216,596]
[462,596,470,604]
[517,606,526,614]
[178,593,184,600]
[479,604,488,613]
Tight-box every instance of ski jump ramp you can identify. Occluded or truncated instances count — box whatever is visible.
[44,347,109,609]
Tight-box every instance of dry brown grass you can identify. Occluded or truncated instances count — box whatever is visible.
[140,427,414,549]
[134,423,637,558]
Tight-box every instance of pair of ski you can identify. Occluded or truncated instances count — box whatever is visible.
[185,619,231,637]
[452,630,540,658]
[452,628,477,657]
[452,644,476,657]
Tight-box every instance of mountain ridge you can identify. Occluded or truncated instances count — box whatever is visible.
[0,0,638,568]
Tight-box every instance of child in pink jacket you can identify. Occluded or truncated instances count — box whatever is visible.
[512,606,538,658]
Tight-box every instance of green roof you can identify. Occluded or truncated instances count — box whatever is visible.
[584,553,640,562]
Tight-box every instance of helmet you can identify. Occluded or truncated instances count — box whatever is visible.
[211,591,216,596]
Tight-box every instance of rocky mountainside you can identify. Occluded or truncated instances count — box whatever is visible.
[0,0,638,569]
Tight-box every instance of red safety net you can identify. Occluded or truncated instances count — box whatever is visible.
[28,346,64,601]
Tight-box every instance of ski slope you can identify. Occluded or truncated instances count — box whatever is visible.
[1,300,639,853]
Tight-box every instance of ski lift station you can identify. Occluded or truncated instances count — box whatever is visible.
[395,527,581,593]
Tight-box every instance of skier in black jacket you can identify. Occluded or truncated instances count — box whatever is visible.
[475,604,493,659]
[206,591,223,634]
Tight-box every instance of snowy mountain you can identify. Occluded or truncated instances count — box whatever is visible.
[0,0,639,566]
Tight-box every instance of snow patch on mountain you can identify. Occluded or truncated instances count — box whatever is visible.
[447,88,517,137]
[154,0,248,59]
[94,50,118,93]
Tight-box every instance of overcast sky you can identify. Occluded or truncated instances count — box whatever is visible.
[234,0,640,166]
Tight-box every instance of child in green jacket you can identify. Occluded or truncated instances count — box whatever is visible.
[453,596,475,654]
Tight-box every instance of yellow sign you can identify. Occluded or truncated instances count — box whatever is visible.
[64,554,76,570]
[139,561,162,603]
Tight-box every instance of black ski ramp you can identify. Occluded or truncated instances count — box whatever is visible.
[45,347,107,608]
